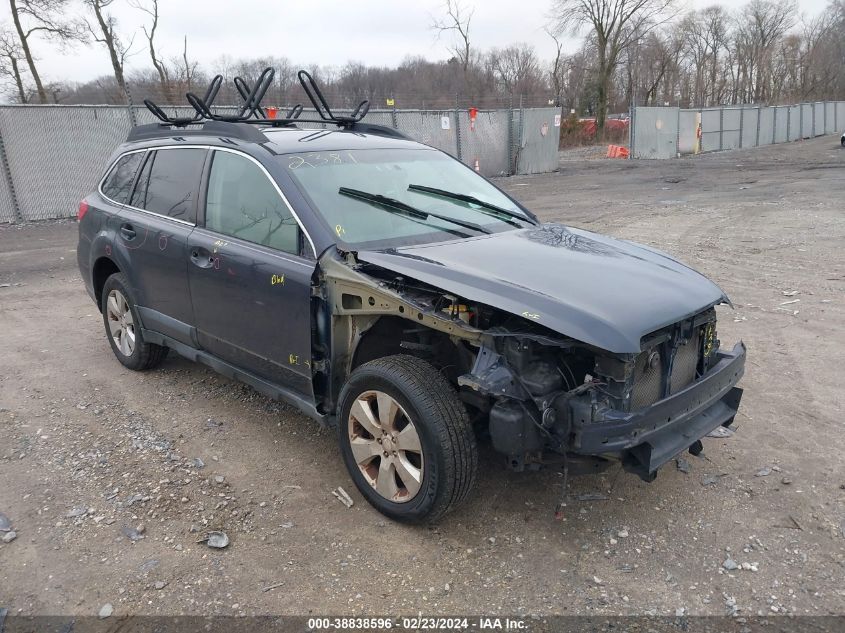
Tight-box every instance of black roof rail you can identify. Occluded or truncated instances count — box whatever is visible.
[126,120,269,143]
[345,123,410,140]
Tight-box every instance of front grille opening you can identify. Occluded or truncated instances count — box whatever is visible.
[630,327,703,411]
[670,327,701,395]
[630,349,663,410]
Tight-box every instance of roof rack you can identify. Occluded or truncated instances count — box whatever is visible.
[137,66,411,142]
[144,74,223,126]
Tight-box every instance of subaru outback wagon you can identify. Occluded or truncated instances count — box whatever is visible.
[78,118,746,522]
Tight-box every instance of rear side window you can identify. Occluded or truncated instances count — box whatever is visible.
[101,152,143,204]
[130,148,206,223]
[205,151,300,255]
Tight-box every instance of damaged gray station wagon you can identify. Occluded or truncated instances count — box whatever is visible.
[77,69,746,522]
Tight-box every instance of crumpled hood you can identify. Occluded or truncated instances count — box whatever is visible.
[357,223,728,353]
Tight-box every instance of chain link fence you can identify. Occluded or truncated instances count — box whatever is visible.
[631,100,845,159]
[0,103,561,223]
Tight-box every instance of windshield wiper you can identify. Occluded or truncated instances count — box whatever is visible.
[407,184,533,228]
[338,187,492,236]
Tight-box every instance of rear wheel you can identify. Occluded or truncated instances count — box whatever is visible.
[337,355,477,523]
[101,273,168,371]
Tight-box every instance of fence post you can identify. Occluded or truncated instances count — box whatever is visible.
[784,106,792,143]
[676,106,681,157]
[454,94,462,163]
[755,106,761,147]
[739,107,744,148]
[390,101,398,129]
[799,104,803,139]
[507,95,514,176]
[719,107,724,151]
[772,107,777,144]
[516,95,525,174]
[124,84,138,127]
[630,105,636,158]
[0,119,23,223]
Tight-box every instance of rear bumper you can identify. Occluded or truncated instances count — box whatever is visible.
[571,342,746,477]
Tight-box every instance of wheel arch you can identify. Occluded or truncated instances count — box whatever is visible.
[92,256,121,311]
[333,314,474,411]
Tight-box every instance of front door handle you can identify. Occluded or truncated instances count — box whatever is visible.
[120,223,136,240]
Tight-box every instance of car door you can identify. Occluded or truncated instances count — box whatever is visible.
[186,148,316,398]
[117,147,209,346]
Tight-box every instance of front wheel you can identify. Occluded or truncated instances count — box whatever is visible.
[337,355,477,523]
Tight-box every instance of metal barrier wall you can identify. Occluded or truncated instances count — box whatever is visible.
[514,108,561,175]
[458,108,511,176]
[630,106,679,159]
[632,100,844,159]
[0,104,561,223]
[678,110,699,154]
[759,107,774,145]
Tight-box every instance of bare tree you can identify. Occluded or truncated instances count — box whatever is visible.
[488,44,545,96]
[0,27,28,102]
[170,35,198,95]
[8,0,81,103]
[782,11,837,101]
[130,0,171,102]
[700,6,729,105]
[431,0,474,74]
[546,28,564,105]
[551,0,677,131]
[733,0,796,102]
[84,0,135,102]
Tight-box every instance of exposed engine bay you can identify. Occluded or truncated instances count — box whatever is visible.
[315,252,744,483]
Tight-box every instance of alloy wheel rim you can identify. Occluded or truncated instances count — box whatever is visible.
[347,390,424,503]
[106,289,136,357]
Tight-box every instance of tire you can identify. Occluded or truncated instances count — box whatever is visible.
[101,272,168,371]
[337,355,477,523]
[841,137,845,148]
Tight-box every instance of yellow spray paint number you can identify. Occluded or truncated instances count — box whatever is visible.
[522,311,540,320]
[335,225,346,237]
[271,274,285,286]
[289,353,299,365]
[703,323,716,356]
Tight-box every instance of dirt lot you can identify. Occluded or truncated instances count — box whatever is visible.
[1,136,843,619]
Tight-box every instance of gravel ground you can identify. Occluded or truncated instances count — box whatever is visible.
[1,135,844,619]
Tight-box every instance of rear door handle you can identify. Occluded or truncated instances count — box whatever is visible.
[120,223,136,240]
[190,247,215,269]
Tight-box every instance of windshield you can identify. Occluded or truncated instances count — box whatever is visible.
[280,148,532,249]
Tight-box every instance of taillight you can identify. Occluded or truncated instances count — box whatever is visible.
[78,200,89,221]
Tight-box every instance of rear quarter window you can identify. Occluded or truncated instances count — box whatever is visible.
[101,152,144,204]
[131,148,207,223]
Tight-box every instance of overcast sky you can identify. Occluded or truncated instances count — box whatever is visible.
[1,0,833,85]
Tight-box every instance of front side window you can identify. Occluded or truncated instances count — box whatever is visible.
[131,148,206,223]
[101,152,144,204]
[281,148,532,249]
[205,151,300,255]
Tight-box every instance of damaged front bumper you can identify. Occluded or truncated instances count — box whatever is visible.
[570,342,746,478]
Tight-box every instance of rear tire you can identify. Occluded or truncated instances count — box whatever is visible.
[337,355,477,523]
[101,273,168,371]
